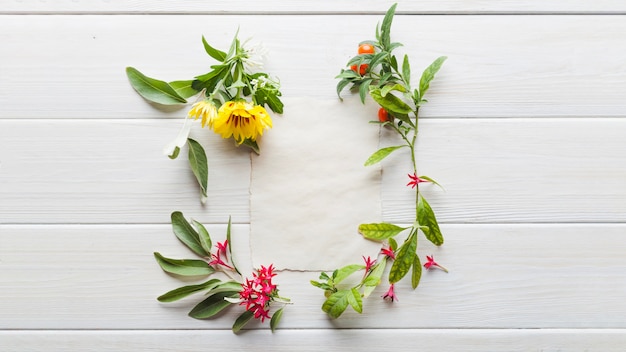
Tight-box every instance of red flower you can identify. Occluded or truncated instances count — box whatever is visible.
[362,256,376,272]
[407,173,429,189]
[239,265,280,323]
[382,284,398,302]
[216,240,228,256]
[380,246,396,260]
[424,255,448,273]
[208,240,234,270]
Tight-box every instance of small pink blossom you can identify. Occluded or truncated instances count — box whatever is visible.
[216,240,228,256]
[380,246,396,260]
[407,173,429,189]
[424,255,448,273]
[239,265,280,323]
[362,256,376,272]
[382,283,398,302]
[208,240,233,269]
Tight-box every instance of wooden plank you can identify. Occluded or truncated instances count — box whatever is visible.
[0,120,250,224]
[1,118,624,224]
[380,118,626,223]
[2,0,626,14]
[2,224,626,329]
[1,15,626,119]
[2,329,626,352]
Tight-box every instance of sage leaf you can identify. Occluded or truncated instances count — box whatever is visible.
[171,211,207,256]
[188,291,239,319]
[418,195,444,246]
[187,138,208,201]
[322,289,351,319]
[202,35,227,62]
[358,223,408,241]
[347,287,363,314]
[380,3,397,49]
[389,232,417,283]
[154,252,214,277]
[169,80,200,99]
[232,310,254,333]
[333,264,365,285]
[157,278,221,302]
[270,307,284,332]
[336,78,352,100]
[125,67,187,105]
[369,87,412,115]
[402,54,411,85]
[226,216,241,275]
[359,78,373,104]
[364,145,405,166]
[412,255,422,289]
[419,56,447,99]
[192,219,212,254]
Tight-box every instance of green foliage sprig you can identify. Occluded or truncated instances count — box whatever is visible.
[155,211,290,333]
[126,32,283,202]
[312,3,448,318]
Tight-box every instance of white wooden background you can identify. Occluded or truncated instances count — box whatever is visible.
[2,1,626,350]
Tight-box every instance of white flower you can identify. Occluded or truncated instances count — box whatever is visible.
[242,38,268,74]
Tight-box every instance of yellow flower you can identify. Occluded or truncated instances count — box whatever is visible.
[188,100,218,128]
[212,101,272,143]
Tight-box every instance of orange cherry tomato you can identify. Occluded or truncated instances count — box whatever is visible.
[350,63,368,76]
[358,43,375,55]
[378,107,389,122]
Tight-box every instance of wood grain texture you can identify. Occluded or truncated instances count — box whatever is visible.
[2,329,626,352]
[2,224,625,329]
[2,0,626,14]
[1,15,626,119]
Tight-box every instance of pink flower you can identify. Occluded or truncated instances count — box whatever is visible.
[424,255,448,273]
[362,256,376,272]
[208,240,233,270]
[382,284,398,302]
[239,265,280,323]
[380,246,396,260]
[407,173,429,189]
[216,240,228,256]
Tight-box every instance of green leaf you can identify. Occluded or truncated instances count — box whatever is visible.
[192,219,212,254]
[226,216,241,275]
[347,287,363,314]
[168,146,181,160]
[402,54,411,85]
[369,51,389,70]
[169,80,200,99]
[187,138,209,201]
[157,279,221,302]
[381,83,407,97]
[322,290,351,319]
[369,87,412,115]
[171,211,207,256]
[380,3,397,49]
[188,291,238,319]
[412,255,422,289]
[418,195,444,246]
[358,223,408,241]
[126,67,187,105]
[418,175,446,191]
[359,78,373,104]
[270,307,285,332]
[202,35,227,62]
[362,258,387,298]
[389,231,418,283]
[241,138,260,155]
[154,252,214,277]
[419,56,447,100]
[336,78,352,100]
[232,310,254,333]
[364,145,405,166]
[333,264,365,285]
[388,237,398,251]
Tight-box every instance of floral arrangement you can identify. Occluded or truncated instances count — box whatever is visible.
[154,212,289,332]
[126,32,283,202]
[311,4,449,318]
[127,33,288,332]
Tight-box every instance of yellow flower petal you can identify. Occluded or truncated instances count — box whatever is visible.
[212,101,273,143]
[188,100,218,128]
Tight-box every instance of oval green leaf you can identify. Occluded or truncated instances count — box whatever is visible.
[364,145,405,166]
[232,310,254,333]
[333,264,365,285]
[125,67,187,105]
[369,87,412,115]
[322,289,351,319]
[358,223,408,241]
[171,211,207,257]
[188,291,239,319]
[419,56,447,99]
[412,255,422,289]
[418,195,444,246]
[202,35,227,62]
[169,80,200,99]
[153,252,214,277]
[157,279,221,302]
[389,232,417,283]
[270,307,285,332]
[192,219,212,254]
[187,138,208,201]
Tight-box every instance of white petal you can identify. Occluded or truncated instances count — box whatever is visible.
[163,117,192,157]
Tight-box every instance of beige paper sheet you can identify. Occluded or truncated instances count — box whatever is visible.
[250,97,382,271]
